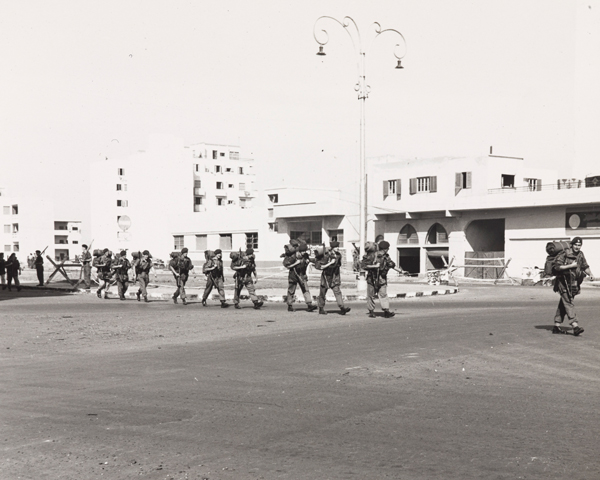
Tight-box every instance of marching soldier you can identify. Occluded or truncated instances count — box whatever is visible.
[133,250,152,302]
[170,247,194,305]
[362,240,403,318]
[81,244,93,291]
[230,250,263,310]
[34,250,44,286]
[111,250,131,300]
[95,249,113,299]
[283,243,317,312]
[201,249,230,308]
[314,241,350,315]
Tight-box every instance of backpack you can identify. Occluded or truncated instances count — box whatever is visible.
[544,241,570,277]
[202,250,214,274]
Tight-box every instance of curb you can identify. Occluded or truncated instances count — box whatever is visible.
[73,287,459,302]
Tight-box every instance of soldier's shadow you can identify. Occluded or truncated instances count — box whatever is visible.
[535,325,574,334]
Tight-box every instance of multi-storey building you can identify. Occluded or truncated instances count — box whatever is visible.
[1,187,82,262]
[369,155,600,279]
[89,136,262,264]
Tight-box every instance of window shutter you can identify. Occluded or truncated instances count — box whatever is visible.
[430,176,437,193]
[383,180,389,199]
[537,179,542,191]
[455,172,462,196]
[466,172,472,189]
[409,178,417,195]
[396,179,401,200]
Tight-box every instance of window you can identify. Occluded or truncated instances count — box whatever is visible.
[194,196,203,205]
[3,206,9,215]
[124,184,127,191]
[268,194,279,204]
[118,168,125,176]
[501,174,515,188]
[240,198,248,208]
[238,166,244,174]
[116,184,122,191]
[398,224,419,244]
[525,178,542,191]
[173,235,184,250]
[117,200,128,207]
[217,198,225,206]
[228,200,235,205]
[409,176,437,195]
[383,179,401,200]
[268,208,273,218]
[212,150,218,159]
[426,223,449,244]
[196,234,207,250]
[225,167,232,173]
[228,184,234,189]
[4,245,10,252]
[195,164,199,172]
[72,226,78,231]
[12,205,18,215]
[216,182,224,189]
[194,180,201,188]
[239,183,246,190]
[219,233,232,250]
[269,222,278,232]
[12,224,18,233]
[13,242,19,252]
[194,196,204,212]
[311,231,322,244]
[245,232,259,250]
[455,172,472,195]
[3,225,10,233]
[230,151,240,160]
[328,229,344,243]
[220,152,225,157]
[72,240,78,244]
[215,165,222,173]
[55,235,68,244]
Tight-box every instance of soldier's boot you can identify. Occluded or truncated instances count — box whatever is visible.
[287,305,294,312]
[182,298,188,305]
[319,307,327,315]
[97,290,102,298]
[253,300,264,310]
[201,298,207,306]
[220,301,230,308]
[17,286,22,292]
[172,295,178,304]
[1,285,6,290]
[339,306,351,315]
[573,326,585,336]
[368,310,376,318]
[234,303,242,309]
[307,304,318,312]
[104,292,109,299]
[144,296,149,303]
[136,291,141,301]
[383,309,395,318]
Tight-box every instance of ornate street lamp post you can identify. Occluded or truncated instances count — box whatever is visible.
[313,16,406,290]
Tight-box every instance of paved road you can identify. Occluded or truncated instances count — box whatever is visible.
[1,286,599,479]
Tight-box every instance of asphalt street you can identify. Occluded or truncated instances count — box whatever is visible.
[1,285,599,480]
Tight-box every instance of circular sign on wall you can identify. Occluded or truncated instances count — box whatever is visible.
[568,213,581,229]
[118,215,131,232]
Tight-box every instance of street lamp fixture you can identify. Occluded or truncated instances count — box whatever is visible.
[313,16,407,291]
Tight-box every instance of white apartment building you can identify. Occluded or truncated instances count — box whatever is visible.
[1,187,82,262]
[89,136,262,264]
[368,155,600,279]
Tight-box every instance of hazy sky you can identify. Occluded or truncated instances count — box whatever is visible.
[1,1,599,219]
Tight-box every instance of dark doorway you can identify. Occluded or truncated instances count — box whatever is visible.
[465,218,505,251]
[397,247,420,274]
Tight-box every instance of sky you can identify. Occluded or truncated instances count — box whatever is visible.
[1,0,599,221]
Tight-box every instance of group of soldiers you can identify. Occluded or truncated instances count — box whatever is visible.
[78,238,404,317]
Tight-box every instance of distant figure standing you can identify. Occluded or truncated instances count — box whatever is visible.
[34,250,44,286]
[95,249,113,299]
[80,244,93,291]
[552,236,595,336]
[314,241,350,316]
[134,250,153,303]
[112,250,131,300]
[283,243,317,312]
[6,253,22,292]
[230,251,263,310]
[0,253,6,290]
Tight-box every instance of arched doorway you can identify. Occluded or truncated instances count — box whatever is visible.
[425,223,449,270]
[397,224,420,273]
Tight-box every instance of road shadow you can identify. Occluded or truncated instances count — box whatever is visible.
[0,286,74,302]
[535,325,574,334]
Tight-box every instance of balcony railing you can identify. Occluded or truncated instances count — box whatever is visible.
[488,180,598,194]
